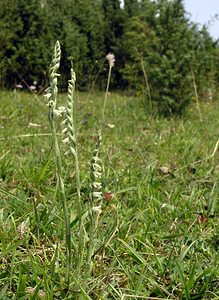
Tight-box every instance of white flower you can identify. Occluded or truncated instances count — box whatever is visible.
[92,205,102,214]
[44,92,51,100]
[62,137,69,144]
[17,222,29,237]
[29,85,36,91]
[54,106,66,117]
[93,192,103,200]
[107,123,115,128]
[61,127,68,134]
[106,53,116,68]
[92,163,102,171]
[92,156,101,163]
[92,182,102,189]
[15,83,23,89]
[94,171,102,178]
[47,100,55,107]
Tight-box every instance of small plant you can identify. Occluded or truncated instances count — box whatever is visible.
[62,64,84,278]
[45,41,72,285]
[44,41,105,294]
[86,131,103,276]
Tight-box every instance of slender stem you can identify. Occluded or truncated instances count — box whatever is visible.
[86,58,105,103]
[45,41,72,288]
[86,198,102,276]
[141,58,152,111]
[49,105,71,286]
[75,154,83,277]
[86,135,102,276]
[191,69,202,122]
[102,66,112,123]
[32,197,40,239]
[86,207,95,276]
[65,67,83,278]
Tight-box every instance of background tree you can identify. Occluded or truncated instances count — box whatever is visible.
[147,0,196,115]
[0,0,52,88]
[191,25,218,100]
[121,16,158,93]
[69,0,106,89]
[124,0,140,17]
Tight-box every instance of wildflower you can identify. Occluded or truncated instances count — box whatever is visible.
[93,192,103,200]
[92,205,102,214]
[61,127,68,134]
[92,163,102,171]
[44,88,52,100]
[15,83,23,89]
[107,123,115,128]
[29,85,36,91]
[92,156,101,164]
[17,221,29,238]
[93,171,102,179]
[54,106,66,118]
[92,182,102,190]
[62,137,70,145]
[106,53,115,68]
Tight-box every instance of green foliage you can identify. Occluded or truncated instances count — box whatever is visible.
[147,0,195,115]
[0,0,52,87]
[65,0,106,88]
[124,0,140,17]
[121,16,158,91]
[191,25,218,99]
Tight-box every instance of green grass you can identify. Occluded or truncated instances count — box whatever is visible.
[0,90,218,299]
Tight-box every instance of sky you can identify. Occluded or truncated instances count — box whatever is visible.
[184,0,219,39]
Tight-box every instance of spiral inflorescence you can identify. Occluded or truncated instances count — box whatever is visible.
[44,41,61,109]
[62,68,77,157]
[90,132,103,203]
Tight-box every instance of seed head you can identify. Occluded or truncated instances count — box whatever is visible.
[106,53,115,68]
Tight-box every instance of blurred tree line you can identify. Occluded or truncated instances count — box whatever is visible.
[0,0,219,115]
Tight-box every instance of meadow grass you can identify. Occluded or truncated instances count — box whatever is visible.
[0,88,218,299]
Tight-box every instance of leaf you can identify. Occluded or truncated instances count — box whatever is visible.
[118,238,147,266]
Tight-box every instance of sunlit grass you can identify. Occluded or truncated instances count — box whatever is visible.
[0,89,218,299]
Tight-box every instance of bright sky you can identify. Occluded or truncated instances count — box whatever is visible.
[184,0,219,39]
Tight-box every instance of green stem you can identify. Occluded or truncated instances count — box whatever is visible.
[191,69,202,122]
[141,58,152,111]
[102,66,112,123]
[86,137,102,277]
[66,67,84,278]
[49,106,71,286]
[75,154,83,278]
[86,206,95,276]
